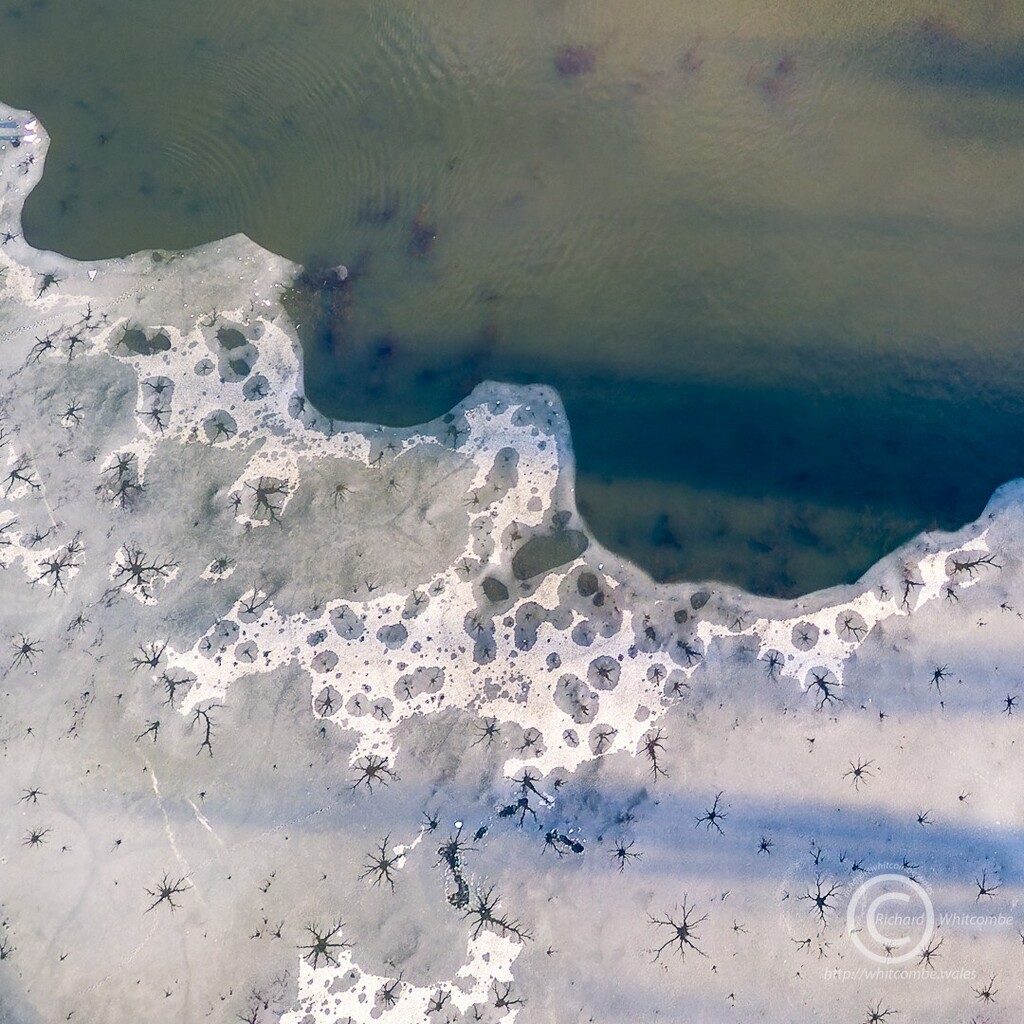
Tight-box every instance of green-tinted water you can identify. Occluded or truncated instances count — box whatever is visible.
[3,0,1024,595]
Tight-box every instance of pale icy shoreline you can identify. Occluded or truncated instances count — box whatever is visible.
[0,102,1021,1023]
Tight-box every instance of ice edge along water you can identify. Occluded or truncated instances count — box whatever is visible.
[0,102,1006,779]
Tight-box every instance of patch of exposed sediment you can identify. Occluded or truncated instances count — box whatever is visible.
[1,103,1022,1024]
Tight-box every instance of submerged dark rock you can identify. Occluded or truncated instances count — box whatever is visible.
[409,203,437,257]
[554,45,596,77]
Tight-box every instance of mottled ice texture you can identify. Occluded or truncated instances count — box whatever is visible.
[0,103,1021,1024]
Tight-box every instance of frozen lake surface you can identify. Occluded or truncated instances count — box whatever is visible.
[0,102,1022,1023]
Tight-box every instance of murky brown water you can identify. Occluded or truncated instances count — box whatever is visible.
[3,0,1023,594]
